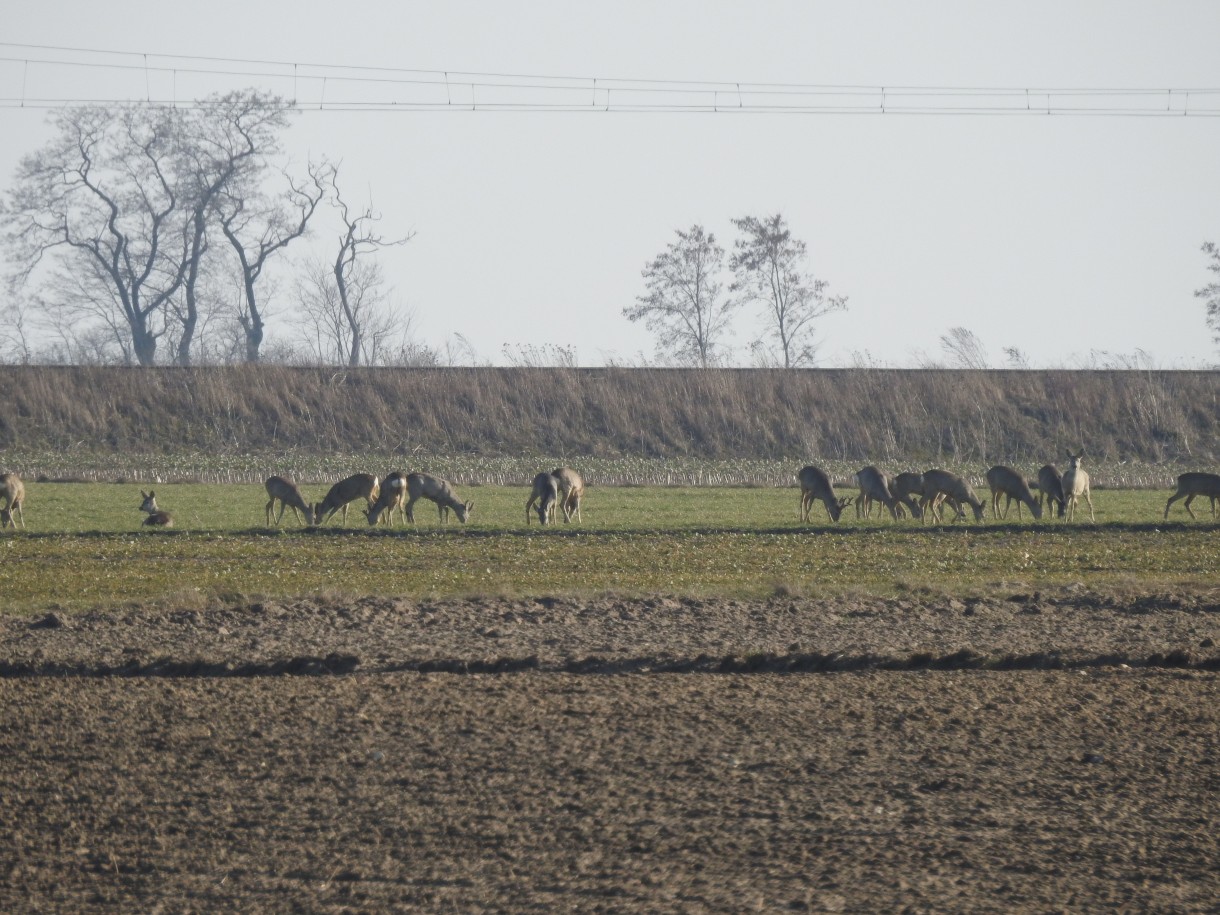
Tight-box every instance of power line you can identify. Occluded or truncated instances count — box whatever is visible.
[0,41,1217,117]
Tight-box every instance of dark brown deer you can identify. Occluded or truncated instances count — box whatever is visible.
[891,472,925,520]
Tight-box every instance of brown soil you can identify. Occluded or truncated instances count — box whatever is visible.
[1,589,1218,913]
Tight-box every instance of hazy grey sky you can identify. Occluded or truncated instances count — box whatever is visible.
[3,1,1219,367]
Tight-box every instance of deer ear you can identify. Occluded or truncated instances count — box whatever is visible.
[467,501,475,510]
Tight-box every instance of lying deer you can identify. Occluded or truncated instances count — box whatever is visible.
[920,469,986,523]
[1,472,25,529]
[526,472,560,525]
[798,465,851,522]
[1036,464,1066,519]
[316,473,380,526]
[552,467,584,523]
[366,471,409,526]
[407,472,473,525]
[1164,471,1220,520]
[1061,450,1095,522]
[264,476,315,527]
[139,490,174,528]
[985,465,1043,520]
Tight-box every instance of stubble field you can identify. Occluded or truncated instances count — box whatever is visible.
[1,481,1218,912]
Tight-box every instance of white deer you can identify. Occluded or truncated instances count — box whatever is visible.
[552,467,585,523]
[1061,451,1095,522]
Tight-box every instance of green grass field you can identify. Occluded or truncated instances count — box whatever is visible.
[0,482,1217,613]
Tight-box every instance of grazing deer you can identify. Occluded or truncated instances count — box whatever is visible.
[1163,471,1220,520]
[891,472,925,520]
[1036,464,1066,519]
[526,472,560,525]
[798,465,851,523]
[406,472,473,525]
[264,476,315,527]
[139,490,174,528]
[854,466,901,521]
[366,471,409,526]
[1061,451,1095,522]
[920,469,986,523]
[1,472,25,529]
[985,465,1043,520]
[316,473,380,526]
[552,467,584,523]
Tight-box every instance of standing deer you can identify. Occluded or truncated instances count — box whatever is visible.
[1,472,25,529]
[1061,451,1095,522]
[1036,464,1066,519]
[525,472,560,525]
[920,469,986,523]
[1163,471,1220,520]
[406,472,473,525]
[264,476,315,527]
[854,466,901,521]
[139,490,174,528]
[891,472,925,520]
[366,471,409,526]
[316,473,380,526]
[798,466,851,523]
[985,465,1043,520]
[552,467,584,523]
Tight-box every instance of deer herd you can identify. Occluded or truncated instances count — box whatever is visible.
[0,455,1218,532]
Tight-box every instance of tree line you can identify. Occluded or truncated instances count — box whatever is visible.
[0,90,419,367]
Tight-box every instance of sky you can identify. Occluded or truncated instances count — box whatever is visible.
[2,1,1219,368]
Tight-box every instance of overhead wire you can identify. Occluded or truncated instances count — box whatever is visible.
[0,41,1217,116]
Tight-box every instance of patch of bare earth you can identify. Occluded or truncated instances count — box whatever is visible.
[1,588,1217,912]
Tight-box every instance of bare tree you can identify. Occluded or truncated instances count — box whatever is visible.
[940,327,989,369]
[215,158,329,363]
[1197,241,1220,350]
[174,90,299,365]
[2,105,191,365]
[730,214,847,368]
[624,224,737,367]
[326,169,413,366]
[295,258,407,365]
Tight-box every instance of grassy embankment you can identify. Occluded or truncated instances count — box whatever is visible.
[1,482,1216,613]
